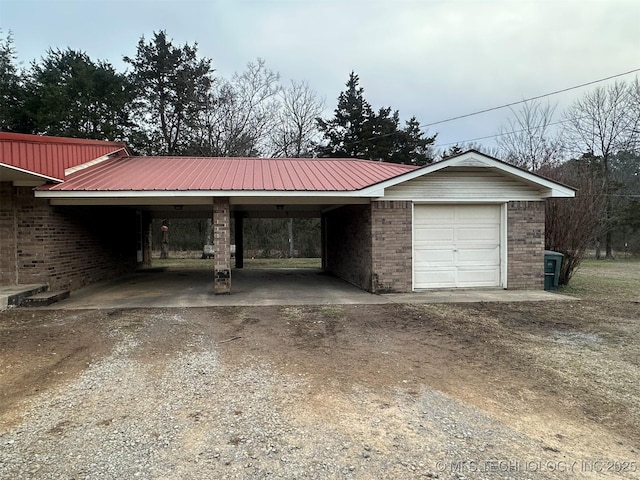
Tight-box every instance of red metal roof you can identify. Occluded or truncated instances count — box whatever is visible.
[41,156,418,192]
[0,133,127,180]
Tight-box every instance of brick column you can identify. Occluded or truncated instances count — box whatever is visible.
[213,197,231,294]
[371,200,412,293]
[507,201,545,289]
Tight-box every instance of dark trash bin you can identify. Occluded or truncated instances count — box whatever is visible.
[544,250,564,291]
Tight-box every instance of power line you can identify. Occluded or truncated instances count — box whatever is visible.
[423,68,640,128]
[334,68,639,151]
[433,117,579,148]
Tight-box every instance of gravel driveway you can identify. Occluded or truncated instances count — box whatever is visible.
[1,305,638,479]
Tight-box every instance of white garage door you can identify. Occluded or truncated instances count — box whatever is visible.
[414,205,501,289]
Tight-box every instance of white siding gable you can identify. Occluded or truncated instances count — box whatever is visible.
[382,168,545,201]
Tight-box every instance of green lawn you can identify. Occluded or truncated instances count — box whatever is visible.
[559,257,640,302]
[152,256,321,270]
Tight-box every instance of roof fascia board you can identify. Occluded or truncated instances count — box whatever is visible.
[0,162,63,183]
[47,196,371,207]
[358,152,576,198]
[35,189,381,199]
[380,197,541,203]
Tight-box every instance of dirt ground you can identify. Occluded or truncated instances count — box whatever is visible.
[1,260,639,478]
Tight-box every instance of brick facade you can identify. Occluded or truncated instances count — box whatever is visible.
[0,182,18,285]
[323,204,372,291]
[324,201,412,293]
[1,182,138,291]
[1,181,548,295]
[507,201,545,289]
[370,200,412,293]
[213,197,231,294]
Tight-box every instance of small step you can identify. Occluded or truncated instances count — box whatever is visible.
[0,284,49,309]
[21,290,71,307]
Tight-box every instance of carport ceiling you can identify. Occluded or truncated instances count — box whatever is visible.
[139,203,326,219]
[109,199,367,219]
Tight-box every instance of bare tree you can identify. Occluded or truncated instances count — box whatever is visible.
[497,100,564,171]
[194,59,280,156]
[541,158,607,284]
[269,80,325,157]
[564,79,640,258]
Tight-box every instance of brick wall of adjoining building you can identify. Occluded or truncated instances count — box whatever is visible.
[323,204,373,291]
[1,184,138,290]
[370,200,412,293]
[507,200,545,289]
[0,183,18,285]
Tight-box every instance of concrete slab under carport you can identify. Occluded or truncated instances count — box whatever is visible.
[42,268,389,309]
[34,267,576,310]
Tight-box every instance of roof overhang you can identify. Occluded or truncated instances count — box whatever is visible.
[0,162,62,186]
[36,189,383,203]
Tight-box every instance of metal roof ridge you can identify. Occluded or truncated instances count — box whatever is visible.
[0,132,126,147]
[120,155,419,167]
[64,148,128,177]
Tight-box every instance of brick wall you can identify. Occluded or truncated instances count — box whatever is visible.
[323,201,413,293]
[0,183,17,285]
[1,183,138,290]
[371,200,412,293]
[323,204,373,291]
[507,200,545,289]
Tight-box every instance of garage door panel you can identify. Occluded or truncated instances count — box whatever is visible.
[419,206,455,221]
[456,207,500,221]
[414,205,501,289]
[457,248,499,265]
[457,267,500,286]
[457,226,499,242]
[413,268,456,288]
[414,248,455,265]
[415,226,454,242]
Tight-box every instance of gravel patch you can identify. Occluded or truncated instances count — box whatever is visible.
[0,308,630,479]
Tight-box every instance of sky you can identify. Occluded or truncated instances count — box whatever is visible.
[1,0,639,152]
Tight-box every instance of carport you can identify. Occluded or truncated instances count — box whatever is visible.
[35,155,415,295]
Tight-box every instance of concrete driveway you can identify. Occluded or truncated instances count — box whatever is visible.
[43,267,574,309]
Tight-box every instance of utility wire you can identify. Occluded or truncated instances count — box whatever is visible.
[433,117,581,148]
[422,68,640,128]
[333,68,639,151]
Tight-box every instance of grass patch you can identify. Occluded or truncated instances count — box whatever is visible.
[242,258,321,269]
[152,256,321,270]
[559,258,640,302]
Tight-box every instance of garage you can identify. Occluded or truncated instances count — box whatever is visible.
[413,204,502,289]
[2,133,576,296]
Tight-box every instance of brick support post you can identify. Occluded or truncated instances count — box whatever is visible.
[370,200,412,293]
[213,197,231,294]
[507,201,545,289]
